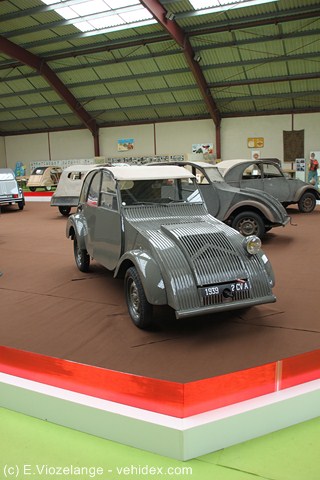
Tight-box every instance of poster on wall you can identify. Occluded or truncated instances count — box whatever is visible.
[192,143,213,155]
[251,150,261,161]
[247,137,264,148]
[295,158,305,172]
[118,138,134,151]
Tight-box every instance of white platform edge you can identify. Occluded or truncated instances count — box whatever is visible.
[1,372,319,460]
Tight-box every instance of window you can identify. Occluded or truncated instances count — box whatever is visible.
[100,171,118,210]
[242,164,262,179]
[86,171,101,207]
[262,163,283,178]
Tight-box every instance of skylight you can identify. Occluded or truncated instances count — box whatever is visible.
[188,0,278,14]
[41,0,156,35]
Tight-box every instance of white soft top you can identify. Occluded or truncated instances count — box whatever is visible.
[61,164,101,174]
[215,159,254,176]
[105,165,195,181]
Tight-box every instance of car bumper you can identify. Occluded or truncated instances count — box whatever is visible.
[51,196,79,207]
[175,294,276,319]
[0,195,24,205]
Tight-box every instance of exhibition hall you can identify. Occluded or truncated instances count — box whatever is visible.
[1,0,320,478]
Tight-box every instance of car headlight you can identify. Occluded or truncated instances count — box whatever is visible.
[243,235,261,255]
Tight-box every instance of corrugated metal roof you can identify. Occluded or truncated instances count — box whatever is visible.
[0,0,320,134]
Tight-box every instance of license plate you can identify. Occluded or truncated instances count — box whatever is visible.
[200,281,250,298]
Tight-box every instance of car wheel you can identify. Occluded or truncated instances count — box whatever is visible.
[73,236,90,272]
[232,211,266,237]
[45,185,52,191]
[298,192,316,213]
[29,187,36,192]
[125,267,152,329]
[18,201,24,210]
[59,206,71,216]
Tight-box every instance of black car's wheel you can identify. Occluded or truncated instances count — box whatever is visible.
[298,192,316,213]
[232,211,266,238]
[29,187,36,192]
[59,206,71,216]
[73,236,90,272]
[125,267,152,329]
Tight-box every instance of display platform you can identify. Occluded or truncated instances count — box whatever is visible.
[0,201,319,459]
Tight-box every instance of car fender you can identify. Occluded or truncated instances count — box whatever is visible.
[66,213,88,250]
[115,250,167,306]
[223,200,276,223]
[292,185,320,202]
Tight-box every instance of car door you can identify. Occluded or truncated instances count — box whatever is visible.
[260,162,291,202]
[81,170,102,257]
[239,162,264,191]
[93,170,122,271]
[193,165,220,217]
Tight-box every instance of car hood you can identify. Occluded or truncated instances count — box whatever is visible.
[124,203,271,289]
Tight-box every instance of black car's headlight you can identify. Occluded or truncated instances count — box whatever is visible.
[243,235,261,255]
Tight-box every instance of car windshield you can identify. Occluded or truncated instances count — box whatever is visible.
[0,172,15,180]
[119,177,201,205]
[202,166,225,183]
[31,167,47,175]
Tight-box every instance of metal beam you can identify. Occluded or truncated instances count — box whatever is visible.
[0,35,100,154]
[140,0,221,128]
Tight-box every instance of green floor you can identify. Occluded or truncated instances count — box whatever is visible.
[1,408,319,480]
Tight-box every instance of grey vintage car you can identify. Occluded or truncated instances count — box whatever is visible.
[152,161,289,237]
[0,168,25,211]
[51,164,97,216]
[66,165,276,329]
[217,159,320,213]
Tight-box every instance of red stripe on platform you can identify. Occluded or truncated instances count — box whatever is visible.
[281,350,320,389]
[184,363,276,416]
[0,346,319,417]
[24,192,53,197]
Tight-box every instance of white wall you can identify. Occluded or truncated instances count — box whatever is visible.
[0,137,6,167]
[155,119,215,155]
[220,115,292,162]
[3,112,320,173]
[5,133,49,172]
[293,113,320,159]
[49,129,94,161]
[99,124,154,158]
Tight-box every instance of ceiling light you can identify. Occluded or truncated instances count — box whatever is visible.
[188,0,279,15]
[40,0,156,36]
[165,12,175,21]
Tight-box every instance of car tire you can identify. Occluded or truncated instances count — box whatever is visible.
[18,201,24,210]
[73,236,90,272]
[298,192,316,213]
[45,186,52,191]
[59,206,71,216]
[125,266,153,329]
[232,211,266,237]
[29,187,36,192]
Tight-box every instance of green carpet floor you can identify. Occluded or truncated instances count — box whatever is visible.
[0,408,319,480]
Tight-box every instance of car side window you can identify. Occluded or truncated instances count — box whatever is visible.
[86,171,101,207]
[263,163,283,178]
[242,164,262,179]
[100,171,118,210]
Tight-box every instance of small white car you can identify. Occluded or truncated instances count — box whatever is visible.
[0,168,25,211]
[27,166,62,192]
